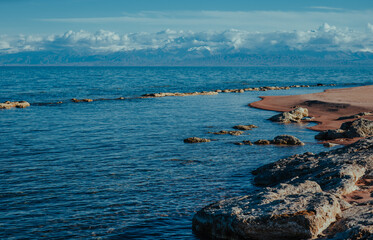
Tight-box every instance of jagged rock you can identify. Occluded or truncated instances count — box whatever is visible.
[71,98,93,103]
[183,137,211,143]
[252,137,373,195]
[0,101,30,109]
[269,107,309,123]
[316,118,373,140]
[193,181,341,240]
[233,125,258,130]
[209,130,244,136]
[234,140,253,146]
[254,139,271,145]
[272,135,304,146]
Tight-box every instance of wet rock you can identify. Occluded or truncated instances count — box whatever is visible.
[254,139,271,145]
[316,118,373,140]
[234,140,253,146]
[272,135,305,146]
[233,125,258,130]
[71,98,93,103]
[183,137,211,143]
[142,91,218,98]
[0,101,30,109]
[193,181,341,240]
[269,107,309,123]
[323,142,339,147]
[209,130,244,136]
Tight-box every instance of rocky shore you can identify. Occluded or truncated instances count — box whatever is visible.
[193,137,373,239]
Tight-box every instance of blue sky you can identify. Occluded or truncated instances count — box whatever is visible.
[1,0,373,35]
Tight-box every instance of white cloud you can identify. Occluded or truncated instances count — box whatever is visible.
[0,24,373,56]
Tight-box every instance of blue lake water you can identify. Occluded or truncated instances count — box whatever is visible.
[1,67,372,239]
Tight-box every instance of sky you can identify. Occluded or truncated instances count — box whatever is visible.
[1,0,373,35]
[0,0,373,65]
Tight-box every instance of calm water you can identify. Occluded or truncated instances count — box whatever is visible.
[1,67,372,239]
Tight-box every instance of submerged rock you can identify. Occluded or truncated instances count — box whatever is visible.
[269,107,309,123]
[233,125,258,130]
[183,137,211,143]
[209,130,244,136]
[193,181,341,240]
[316,118,373,140]
[71,98,93,103]
[0,101,30,109]
[234,140,253,146]
[254,139,271,145]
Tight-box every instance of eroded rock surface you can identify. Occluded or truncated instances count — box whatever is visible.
[269,107,309,123]
[272,135,305,146]
[209,130,244,136]
[193,181,341,240]
[193,137,373,240]
[0,101,30,109]
[316,118,373,140]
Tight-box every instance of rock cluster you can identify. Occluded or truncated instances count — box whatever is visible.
[315,118,373,140]
[269,107,309,123]
[0,101,30,109]
[254,135,304,146]
[183,137,212,143]
[193,137,373,239]
[234,140,253,146]
[141,91,218,98]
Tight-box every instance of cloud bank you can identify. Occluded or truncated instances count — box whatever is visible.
[1,23,373,66]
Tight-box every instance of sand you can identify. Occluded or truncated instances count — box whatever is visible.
[250,85,373,144]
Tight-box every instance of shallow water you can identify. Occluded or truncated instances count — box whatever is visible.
[1,67,372,239]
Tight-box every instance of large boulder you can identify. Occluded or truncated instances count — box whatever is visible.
[193,181,341,240]
[269,107,309,123]
[316,118,373,140]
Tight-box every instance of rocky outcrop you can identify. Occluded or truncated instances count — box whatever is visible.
[193,137,373,240]
[271,135,305,145]
[233,125,258,130]
[193,181,341,240]
[337,112,372,120]
[209,130,244,136]
[269,107,309,123]
[0,101,30,109]
[316,118,373,140]
[183,137,211,143]
[141,91,218,98]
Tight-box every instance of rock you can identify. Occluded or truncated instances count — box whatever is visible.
[233,125,258,130]
[0,101,30,109]
[271,135,304,146]
[254,139,271,145]
[234,140,253,146]
[183,137,211,143]
[269,107,309,123]
[209,130,244,136]
[192,181,341,240]
[337,112,372,120]
[316,118,373,140]
[252,137,373,195]
[71,98,93,103]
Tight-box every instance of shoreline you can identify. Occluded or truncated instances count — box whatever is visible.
[250,85,373,145]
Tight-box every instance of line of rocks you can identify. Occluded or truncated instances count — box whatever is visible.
[193,137,373,239]
[141,84,336,98]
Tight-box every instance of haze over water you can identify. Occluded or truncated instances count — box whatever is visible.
[1,66,373,239]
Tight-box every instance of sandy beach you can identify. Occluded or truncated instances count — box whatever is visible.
[250,85,373,144]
